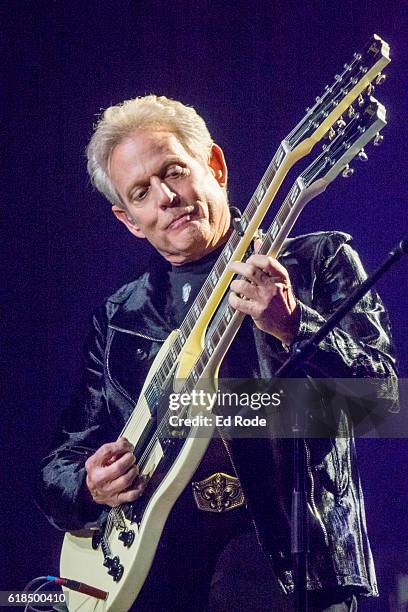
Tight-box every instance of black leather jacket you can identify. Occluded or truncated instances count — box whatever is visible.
[36,231,398,596]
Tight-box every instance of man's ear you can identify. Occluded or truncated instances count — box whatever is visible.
[208,143,228,187]
[111,205,146,239]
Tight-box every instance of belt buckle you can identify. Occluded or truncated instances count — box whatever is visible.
[192,472,245,513]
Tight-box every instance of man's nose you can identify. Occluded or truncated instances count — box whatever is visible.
[151,176,179,208]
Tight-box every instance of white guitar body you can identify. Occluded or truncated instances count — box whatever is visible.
[61,330,219,611]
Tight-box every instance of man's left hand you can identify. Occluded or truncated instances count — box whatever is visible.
[228,253,300,346]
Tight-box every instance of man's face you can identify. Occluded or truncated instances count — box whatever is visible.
[109,129,231,265]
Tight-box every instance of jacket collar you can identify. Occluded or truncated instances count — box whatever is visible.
[108,252,173,341]
[106,232,333,341]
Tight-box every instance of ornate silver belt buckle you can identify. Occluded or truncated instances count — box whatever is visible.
[192,472,245,513]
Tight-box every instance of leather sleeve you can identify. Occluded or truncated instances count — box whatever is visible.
[292,235,398,406]
[35,309,112,531]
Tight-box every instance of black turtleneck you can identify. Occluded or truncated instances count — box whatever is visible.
[167,243,226,328]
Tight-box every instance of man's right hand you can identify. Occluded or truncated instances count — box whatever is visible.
[85,437,146,507]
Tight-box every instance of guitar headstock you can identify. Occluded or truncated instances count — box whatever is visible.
[300,96,387,188]
[285,34,390,154]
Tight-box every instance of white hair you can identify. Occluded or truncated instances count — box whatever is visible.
[86,95,214,206]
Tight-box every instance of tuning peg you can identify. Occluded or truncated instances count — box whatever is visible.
[342,165,354,178]
[336,116,346,129]
[357,94,364,106]
[358,148,368,162]
[328,126,336,140]
[373,132,384,146]
[367,82,375,96]
[347,105,355,118]
[375,72,386,85]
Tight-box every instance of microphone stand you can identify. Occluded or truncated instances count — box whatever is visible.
[274,239,408,612]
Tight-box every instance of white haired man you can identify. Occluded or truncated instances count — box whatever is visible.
[36,95,397,611]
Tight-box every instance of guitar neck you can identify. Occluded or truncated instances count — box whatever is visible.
[188,97,387,384]
[142,35,390,400]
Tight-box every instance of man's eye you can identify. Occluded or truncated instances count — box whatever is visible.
[133,187,149,201]
[165,165,187,178]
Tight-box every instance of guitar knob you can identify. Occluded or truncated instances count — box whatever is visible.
[118,529,135,548]
[347,105,355,118]
[342,165,354,178]
[358,148,368,162]
[357,94,364,106]
[373,133,384,146]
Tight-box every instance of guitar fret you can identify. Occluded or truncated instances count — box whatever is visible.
[290,183,300,203]
[246,200,258,217]
[254,181,266,202]
[210,270,218,286]
[270,221,280,240]
[206,338,214,355]
[197,355,206,376]
[162,363,170,377]
[275,145,285,168]
[217,257,226,271]
[240,216,248,231]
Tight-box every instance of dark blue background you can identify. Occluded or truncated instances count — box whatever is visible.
[3,1,408,609]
